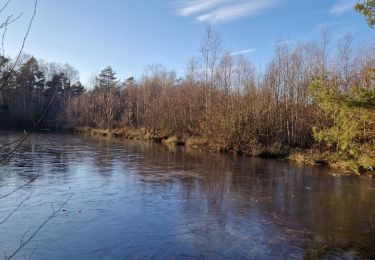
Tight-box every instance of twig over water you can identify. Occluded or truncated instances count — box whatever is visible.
[6,193,74,260]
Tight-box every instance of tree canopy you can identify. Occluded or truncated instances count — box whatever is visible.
[355,0,375,27]
[95,66,118,89]
[310,73,375,173]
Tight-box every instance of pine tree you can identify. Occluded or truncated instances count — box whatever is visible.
[355,0,375,27]
[96,66,118,89]
[310,76,375,173]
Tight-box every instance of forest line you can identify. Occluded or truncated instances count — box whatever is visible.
[0,29,374,174]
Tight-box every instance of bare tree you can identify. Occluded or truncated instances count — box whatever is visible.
[199,24,221,123]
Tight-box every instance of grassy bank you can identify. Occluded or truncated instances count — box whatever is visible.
[74,127,374,176]
[287,150,373,176]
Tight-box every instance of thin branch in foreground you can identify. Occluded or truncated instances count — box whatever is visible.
[0,83,58,166]
[0,193,32,225]
[19,227,31,247]
[0,173,39,200]
[0,0,11,14]
[27,246,38,260]
[1,19,7,57]
[6,193,74,260]
[0,13,23,30]
[0,13,23,57]
[0,132,27,150]
[0,0,38,93]
[0,133,29,166]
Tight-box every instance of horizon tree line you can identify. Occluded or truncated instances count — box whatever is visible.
[0,24,374,172]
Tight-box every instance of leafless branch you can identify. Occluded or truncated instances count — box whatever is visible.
[0,13,23,56]
[0,193,32,225]
[20,227,31,246]
[0,0,11,14]
[0,173,39,200]
[2,19,7,57]
[7,193,73,260]
[27,246,38,260]
[0,133,29,166]
[0,13,23,30]
[0,0,38,93]
[0,132,27,150]
[50,202,55,213]
[0,84,58,166]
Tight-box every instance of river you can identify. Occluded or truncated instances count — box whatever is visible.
[0,132,374,259]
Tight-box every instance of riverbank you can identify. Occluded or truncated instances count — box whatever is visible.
[73,127,374,176]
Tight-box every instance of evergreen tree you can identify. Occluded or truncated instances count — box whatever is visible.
[71,81,85,95]
[14,57,45,125]
[310,76,375,173]
[355,0,375,27]
[96,66,118,89]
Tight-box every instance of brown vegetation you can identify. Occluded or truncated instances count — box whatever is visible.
[68,31,374,174]
[1,27,374,174]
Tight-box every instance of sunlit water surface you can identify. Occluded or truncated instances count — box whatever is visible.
[0,132,374,259]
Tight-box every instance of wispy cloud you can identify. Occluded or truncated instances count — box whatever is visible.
[176,0,279,23]
[315,21,338,31]
[229,48,256,56]
[276,37,310,46]
[330,0,355,16]
[179,0,227,16]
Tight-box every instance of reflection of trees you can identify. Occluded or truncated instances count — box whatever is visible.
[117,141,375,254]
[0,133,374,257]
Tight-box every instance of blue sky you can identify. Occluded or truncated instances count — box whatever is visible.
[3,0,374,84]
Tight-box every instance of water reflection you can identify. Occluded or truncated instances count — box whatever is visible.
[0,132,374,259]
